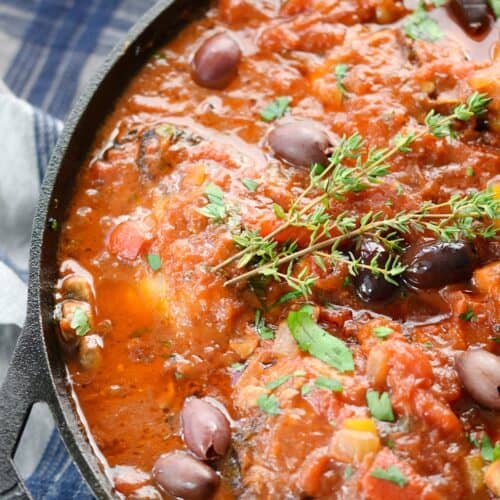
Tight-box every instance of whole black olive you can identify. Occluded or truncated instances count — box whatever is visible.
[268,121,330,168]
[455,349,500,410]
[181,398,231,460]
[450,0,490,34]
[191,33,241,89]
[354,238,399,302]
[152,451,220,500]
[403,240,477,289]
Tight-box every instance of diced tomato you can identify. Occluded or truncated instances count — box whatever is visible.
[411,390,462,435]
[108,221,148,260]
[362,449,434,500]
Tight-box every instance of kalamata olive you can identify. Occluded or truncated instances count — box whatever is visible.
[181,397,231,460]
[450,0,489,33]
[152,451,219,500]
[354,238,399,302]
[403,240,477,289]
[455,349,500,410]
[191,33,241,89]
[268,121,330,168]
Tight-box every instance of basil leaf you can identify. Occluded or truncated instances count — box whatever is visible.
[71,307,91,337]
[260,96,291,122]
[366,390,395,422]
[257,394,280,415]
[287,305,354,372]
[370,465,408,487]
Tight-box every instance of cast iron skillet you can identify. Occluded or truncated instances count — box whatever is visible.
[0,0,209,497]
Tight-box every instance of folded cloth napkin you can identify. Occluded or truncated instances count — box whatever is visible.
[0,0,155,497]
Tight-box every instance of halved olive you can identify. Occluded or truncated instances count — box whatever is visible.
[455,349,500,410]
[403,240,477,289]
[152,451,219,500]
[191,33,241,89]
[181,397,231,460]
[268,121,330,168]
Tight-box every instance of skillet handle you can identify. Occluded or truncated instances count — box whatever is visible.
[0,325,51,499]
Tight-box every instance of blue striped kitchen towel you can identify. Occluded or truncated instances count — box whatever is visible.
[0,0,156,497]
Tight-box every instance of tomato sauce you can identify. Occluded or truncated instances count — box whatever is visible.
[55,1,500,498]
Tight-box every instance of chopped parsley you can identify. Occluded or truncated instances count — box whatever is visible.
[199,183,226,222]
[488,0,500,18]
[260,96,291,122]
[146,253,161,271]
[266,371,305,391]
[466,166,475,177]
[174,372,183,380]
[301,383,312,396]
[344,465,353,479]
[255,309,275,340]
[266,374,293,390]
[422,341,433,349]
[370,465,408,487]
[230,362,245,372]
[404,1,443,42]
[373,326,394,339]
[48,218,59,231]
[342,276,351,288]
[242,178,259,191]
[256,393,280,415]
[287,305,354,372]
[492,336,500,343]
[366,390,395,422]
[479,435,500,462]
[314,376,343,392]
[459,306,477,322]
[71,307,91,337]
[334,63,349,97]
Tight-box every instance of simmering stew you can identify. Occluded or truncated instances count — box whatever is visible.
[55,0,500,498]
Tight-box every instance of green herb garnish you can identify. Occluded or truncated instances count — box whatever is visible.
[260,96,291,122]
[480,435,500,462]
[459,306,477,322]
[404,1,443,42]
[488,0,500,18]
[255,309,275,340]
[199,183,226,222]
[146,253,161,271]
[373,326,394,339]
[266,374,293,390]
[301,383,312,396]
[314,376,343,392]
[230,362,245,371]
[370,465,408,487]
[242,178,259,191]
[334,64,349,98]
[71,307,91,337]
[287,305,354,372]
[466,166,475,177]
[366,390,395,422]
[257,394,280,415]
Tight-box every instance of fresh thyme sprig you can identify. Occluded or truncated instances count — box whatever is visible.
[224,188,499,295]
[211,92,492,273]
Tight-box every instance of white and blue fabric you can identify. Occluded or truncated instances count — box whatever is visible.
[0,1,156,497]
